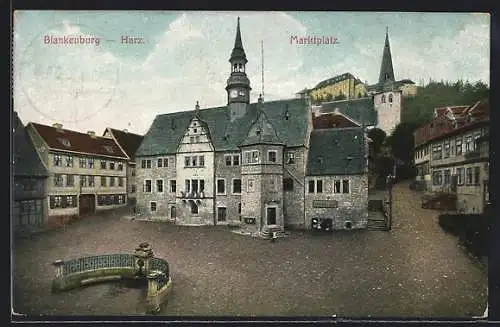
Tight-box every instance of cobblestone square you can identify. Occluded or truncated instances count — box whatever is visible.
[13,182,487,317]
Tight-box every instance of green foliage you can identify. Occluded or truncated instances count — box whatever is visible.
[368,128,386,154]
[402,80,489,125]
[334,93,346,101]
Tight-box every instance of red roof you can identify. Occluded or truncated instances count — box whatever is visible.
[29,123,128,159]
[415,99,489,147]
[313,112,360,129]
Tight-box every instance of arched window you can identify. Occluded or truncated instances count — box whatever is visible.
[388,94,393,103]
[233,63,237,72]
[170,206,176,219]
[238,63,242,72]
[381,95,386,103]
[190,200,198,214]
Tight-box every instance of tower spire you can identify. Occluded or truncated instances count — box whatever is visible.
[378,27,395,85]
[230,16,247,63]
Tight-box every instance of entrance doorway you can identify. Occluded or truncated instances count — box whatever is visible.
[266,207,277,225]
[79,194,96,216]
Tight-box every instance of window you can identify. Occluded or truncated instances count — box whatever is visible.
[232,179,242,194]
[456,138,463,155]
[190,201,199,214]
[80,175,88,187]
[66,174,74,187]
[170,206,176,219]
[473,132,481,151]
[88,176,95,187]
[342,179,350,194]
[53,174,64,187]
[163,158,169,167]
[432,144,442,160]
[244,150,259,164]
[433,171,443,186]
[88,158,95,168]
[466,167,473,185]
[79,158,87,168]
[388,94,393,103]
[109,162,115,170]
[457,168,465,185]
[185,179,191,193]
[117,163,123,170]
[118,195,125,204]
[474,166,480,185]
[131,185,136,193]
[199,156,205,167]
[283,178,294,191]
[200,180,205,192]
[225,155,232,166]
[150,202,157,212]
[101,176,107,187]
[443,141,450,158]
[141,159,151,169]
[157,158,163,168]
[268,150,277,163]
[238,203,241,214]
[170,180,176,193]
[217,179,226,194]
[192,180,199,193]
[144,180,152,193]
[190,136,195,143]
[110,176,115,187]
[217,207,227,222]
[233,155,240,166]
[465,135,473,153]
[185,156,191,167]
[287,151,295,164]
[381,95,386,103]
[53,155,62,166]
[118,177,123,187]
[65,156,73,167]
[156,179,163,192]
[444,170,451,185]
[334,180,341,193]
[316,180,323,193]
[308,180,315,193]
[247,179,255,192]
[101,160,107,169]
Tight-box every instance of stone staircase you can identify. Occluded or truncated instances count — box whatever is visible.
[258,227,287,239]
[367,218,388,231]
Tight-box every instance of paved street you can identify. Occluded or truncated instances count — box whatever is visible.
[13,181,487,317]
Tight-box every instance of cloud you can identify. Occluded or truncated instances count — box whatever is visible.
[14,13,309,135]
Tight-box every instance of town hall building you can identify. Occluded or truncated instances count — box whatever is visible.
[134,17,370,234]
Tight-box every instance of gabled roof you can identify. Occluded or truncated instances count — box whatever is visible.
[313,112,360,129]
[136,98,310,156]
[319,97,377,126]
[13,112,49,177]
[29,123,128,159]
[240,107,284,147]
[104,128,144,160]
[307,127,366,176]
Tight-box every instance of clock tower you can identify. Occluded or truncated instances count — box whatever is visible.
[226,17,251,121]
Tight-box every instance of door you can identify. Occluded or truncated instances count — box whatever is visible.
[79,194,95,216]
[217,207,227,222]
[266,207,277,225]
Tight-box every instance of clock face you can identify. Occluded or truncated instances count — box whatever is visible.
[230,90,238,98]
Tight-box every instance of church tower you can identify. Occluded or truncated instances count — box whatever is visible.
[378,28,395,85]
[226,17,252,122]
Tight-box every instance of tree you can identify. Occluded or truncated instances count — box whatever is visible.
[367,128,386,154]
[385,122,419,181]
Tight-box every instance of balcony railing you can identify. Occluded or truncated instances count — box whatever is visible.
[180,191,205,199]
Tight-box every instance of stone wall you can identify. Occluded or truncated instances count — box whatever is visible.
[373,90,402,135]
[135,155,177,220]
[304,174,368,230]
[283,146,306,229]
[214,151,242,226]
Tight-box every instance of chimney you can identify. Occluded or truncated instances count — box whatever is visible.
[52,123,63,131]
[87,131,96,138]
[195,101,200,110]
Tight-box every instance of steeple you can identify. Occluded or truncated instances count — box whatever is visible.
[226,17,251,120]
[378,27,395,85]
[230,17,247,63]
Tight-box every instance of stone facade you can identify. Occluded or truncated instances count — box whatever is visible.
[304,174,369,230]
[282,146,307,229]
[373,90,402,136]
[214,151,242,226]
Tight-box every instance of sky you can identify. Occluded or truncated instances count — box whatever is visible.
[13,11,490,135]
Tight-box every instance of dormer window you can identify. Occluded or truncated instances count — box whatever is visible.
[57,138,71,147]
[102,145,114,153]
[193,128,197,134]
